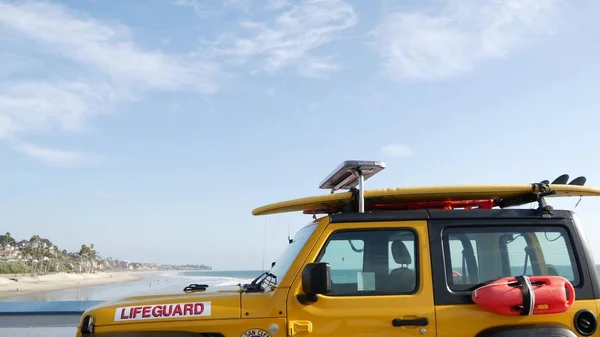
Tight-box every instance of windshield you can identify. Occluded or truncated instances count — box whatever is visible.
[268,223,317,282]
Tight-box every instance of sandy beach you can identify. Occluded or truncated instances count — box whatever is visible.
[0,271,144,299]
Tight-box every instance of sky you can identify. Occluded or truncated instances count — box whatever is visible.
[1,0,600,270]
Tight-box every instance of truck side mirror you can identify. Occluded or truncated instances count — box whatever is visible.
[298,262,331,304]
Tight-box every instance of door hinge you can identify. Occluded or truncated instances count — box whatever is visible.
[288,320,313,336]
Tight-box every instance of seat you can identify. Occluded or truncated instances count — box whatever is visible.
[387,240,416,292]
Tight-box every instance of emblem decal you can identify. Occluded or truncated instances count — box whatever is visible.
[241,328,272,337]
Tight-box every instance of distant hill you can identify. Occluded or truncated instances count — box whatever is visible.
[0,232,211,275]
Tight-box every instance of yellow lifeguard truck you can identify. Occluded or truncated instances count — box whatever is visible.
[76,160,600,337]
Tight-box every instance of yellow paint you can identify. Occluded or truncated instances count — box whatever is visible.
[83,290,242,327]
[86,317,287,336]
[435,301,598,337]
[252,184,600,216]
[289,320,313,335]
[286,219,437,337]
[74,216,329,337]
[241,288,288,318]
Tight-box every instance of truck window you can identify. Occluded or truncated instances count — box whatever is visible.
[443,226,580,291]
[316,228,418,295]
[269,223,317,282]
[446,238,478,284]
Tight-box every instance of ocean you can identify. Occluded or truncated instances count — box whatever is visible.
[0,269,260,302]
[3,266,600,337]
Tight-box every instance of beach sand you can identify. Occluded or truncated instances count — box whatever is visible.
[0,271,144,299]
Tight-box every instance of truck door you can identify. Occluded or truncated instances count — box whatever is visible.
[428,217,599,337]
[287,220,436,337]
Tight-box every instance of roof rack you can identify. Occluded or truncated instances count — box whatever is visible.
[533,174,587,217]
[319,160,386,213]
[251,162,600,216]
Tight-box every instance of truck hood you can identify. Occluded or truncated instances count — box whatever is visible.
[81,286,242,327]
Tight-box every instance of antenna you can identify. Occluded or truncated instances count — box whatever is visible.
[319,160,386,213]
[261,218,267,272]
[574,196,583,209]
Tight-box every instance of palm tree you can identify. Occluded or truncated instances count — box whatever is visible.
[36,244,49,275]
[89,244,97,272]
[28,236,42,275]
[19,246,34,275]
[50,245,58,272]
[0,232,14,247]
[79,244,90,273]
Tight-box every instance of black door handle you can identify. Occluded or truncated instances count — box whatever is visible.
[392,317,429,327]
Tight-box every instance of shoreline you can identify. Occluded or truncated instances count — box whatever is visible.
[0,270,167,300]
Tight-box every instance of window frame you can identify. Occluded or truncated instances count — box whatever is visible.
[314,227,420,297]
[269,222,318,284]
[441,224,583,293]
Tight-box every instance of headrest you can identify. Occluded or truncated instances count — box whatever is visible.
[391,240,412,265]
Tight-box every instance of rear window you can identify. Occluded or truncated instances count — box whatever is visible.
[443,225,580,291]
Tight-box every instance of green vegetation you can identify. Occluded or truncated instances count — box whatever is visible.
[0,232,212,276]
[0,261,28,274]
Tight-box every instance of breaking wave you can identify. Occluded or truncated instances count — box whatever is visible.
[159,270,258,287]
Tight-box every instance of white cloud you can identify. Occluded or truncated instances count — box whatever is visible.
[223,0,254,10]
[0,80,112,139]
[173,0,224,18]
[222,0,283,14]
[381,144,414,158]
[95,191,115,198]
[206,0,357,78]
[297,55,342,79]
[0,1,221,94]
[369,0,559,81]
[0,1,222,165]
[266,0,292,10]
[11,141,105,168]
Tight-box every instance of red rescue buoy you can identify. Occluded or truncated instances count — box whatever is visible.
[471,275,575,316]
